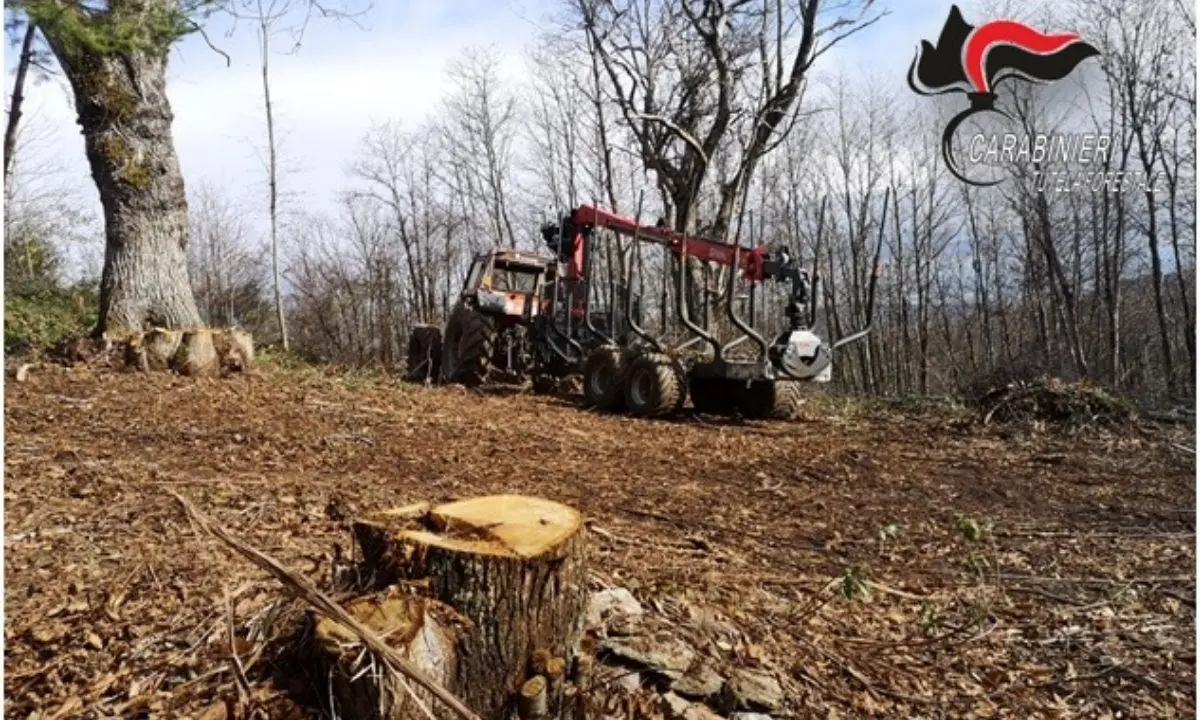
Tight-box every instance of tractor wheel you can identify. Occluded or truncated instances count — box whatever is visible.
[582,345,626,412]
[404,325,443,383]
[689,378,736,416]
[624,353,686,418]
[439,308,495,387]
[736,380,804,420]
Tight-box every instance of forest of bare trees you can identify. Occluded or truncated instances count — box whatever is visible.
[6,0,1195,405]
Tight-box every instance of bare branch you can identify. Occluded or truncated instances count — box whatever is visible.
[633,112,710,164]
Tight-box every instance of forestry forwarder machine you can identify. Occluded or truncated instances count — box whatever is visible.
[404,202,876,420]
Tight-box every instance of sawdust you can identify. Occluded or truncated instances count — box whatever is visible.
[3,362,1195,718]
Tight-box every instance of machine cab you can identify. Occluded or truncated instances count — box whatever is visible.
[461,249,553,320]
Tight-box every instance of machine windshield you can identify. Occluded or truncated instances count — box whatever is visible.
[490,264,540,293]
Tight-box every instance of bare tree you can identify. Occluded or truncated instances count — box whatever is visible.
[569,0,885,333]
[186,181,271,330]
[226,0,366,349]
[440,46,521,249]
[4,19,38,186]
[9,0,369,338]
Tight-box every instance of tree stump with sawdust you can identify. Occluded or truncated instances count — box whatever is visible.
[170,329,218,377]
[119,327,254,376]
[352,495,588,719]
[309,589,463,720]
[143,327,182,370]
[213,328,255,372]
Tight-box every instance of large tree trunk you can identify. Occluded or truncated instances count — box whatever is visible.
[43,36,202,337]
[353,495,588,720]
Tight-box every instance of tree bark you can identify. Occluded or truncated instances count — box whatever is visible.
[310,591,460,720]
[41,34,203,336]
[143,327,182,370]
[4,22,38,188]
[353,495,588,720]
[171,328,218,377]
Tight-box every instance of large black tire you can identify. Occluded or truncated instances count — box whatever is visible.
[623,353,686,418]
[582,345,626,412]
[689,377,737,416]
[736,380,804,420]
[404,326,443,383]
[439,308,495,387]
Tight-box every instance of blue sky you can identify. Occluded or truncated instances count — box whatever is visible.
[5,0,957,277]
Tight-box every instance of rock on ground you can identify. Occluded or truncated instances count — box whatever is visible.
[587,587,643,628]
[725,668,784,711]
[672,661,725,699]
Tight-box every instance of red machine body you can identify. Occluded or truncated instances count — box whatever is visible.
[559,205,771,282]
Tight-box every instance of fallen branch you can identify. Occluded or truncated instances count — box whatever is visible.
[995,530,1194,539]
[169,490,482,720]
[865,581,938,601]
[997,574,1193,586]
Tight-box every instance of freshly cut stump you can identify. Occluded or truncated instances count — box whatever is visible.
[212,328,255,372]
[143,328,182,370]
[171,329,218,377]
[120,327,253,375]
[353,495,588,720]
[311,590,459,720]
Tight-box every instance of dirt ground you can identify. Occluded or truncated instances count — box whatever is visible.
[4,362,1195,719]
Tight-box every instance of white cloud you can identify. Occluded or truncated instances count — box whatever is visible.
[8,0,959,281]
[11,0,546,251]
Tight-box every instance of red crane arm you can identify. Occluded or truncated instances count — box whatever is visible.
[567,205,769,282]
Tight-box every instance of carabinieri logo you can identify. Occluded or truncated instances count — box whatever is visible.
[907,5,1101,188]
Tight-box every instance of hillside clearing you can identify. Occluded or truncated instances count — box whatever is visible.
[3,364,1195,719]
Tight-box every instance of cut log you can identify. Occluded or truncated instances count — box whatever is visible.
[143,328,182,371]
[170,329,218,377]
[124,332,149,372]
[212,328,255,373]
[353,495,588,720]
[120,327,252,375]
[518,676,548,719]
[13,363,33,382]
[310,590,460,720]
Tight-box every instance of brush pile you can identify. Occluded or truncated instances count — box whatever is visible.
[972,375,1138,428]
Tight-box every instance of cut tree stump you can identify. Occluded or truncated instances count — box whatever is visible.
[114,327,254,376]
[143,328,182,371]
[213,328,255,372]
[171,329,218,377]
[353,495,588,720]
[310,590,461,720]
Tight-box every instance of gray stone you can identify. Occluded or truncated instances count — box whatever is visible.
[660,692,693,720]
[608,612,642,636]
[596,664,642,692]
[599,635,696,674]
[726,669,783,711]
[730,714,774,720]
[684,705,726,720]
[587,588,643,628]
[672,663,725,699]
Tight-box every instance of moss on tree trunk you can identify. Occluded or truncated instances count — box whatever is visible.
[40,21,202,337]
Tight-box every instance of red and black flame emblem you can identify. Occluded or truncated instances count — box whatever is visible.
[908,5,1100,185]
